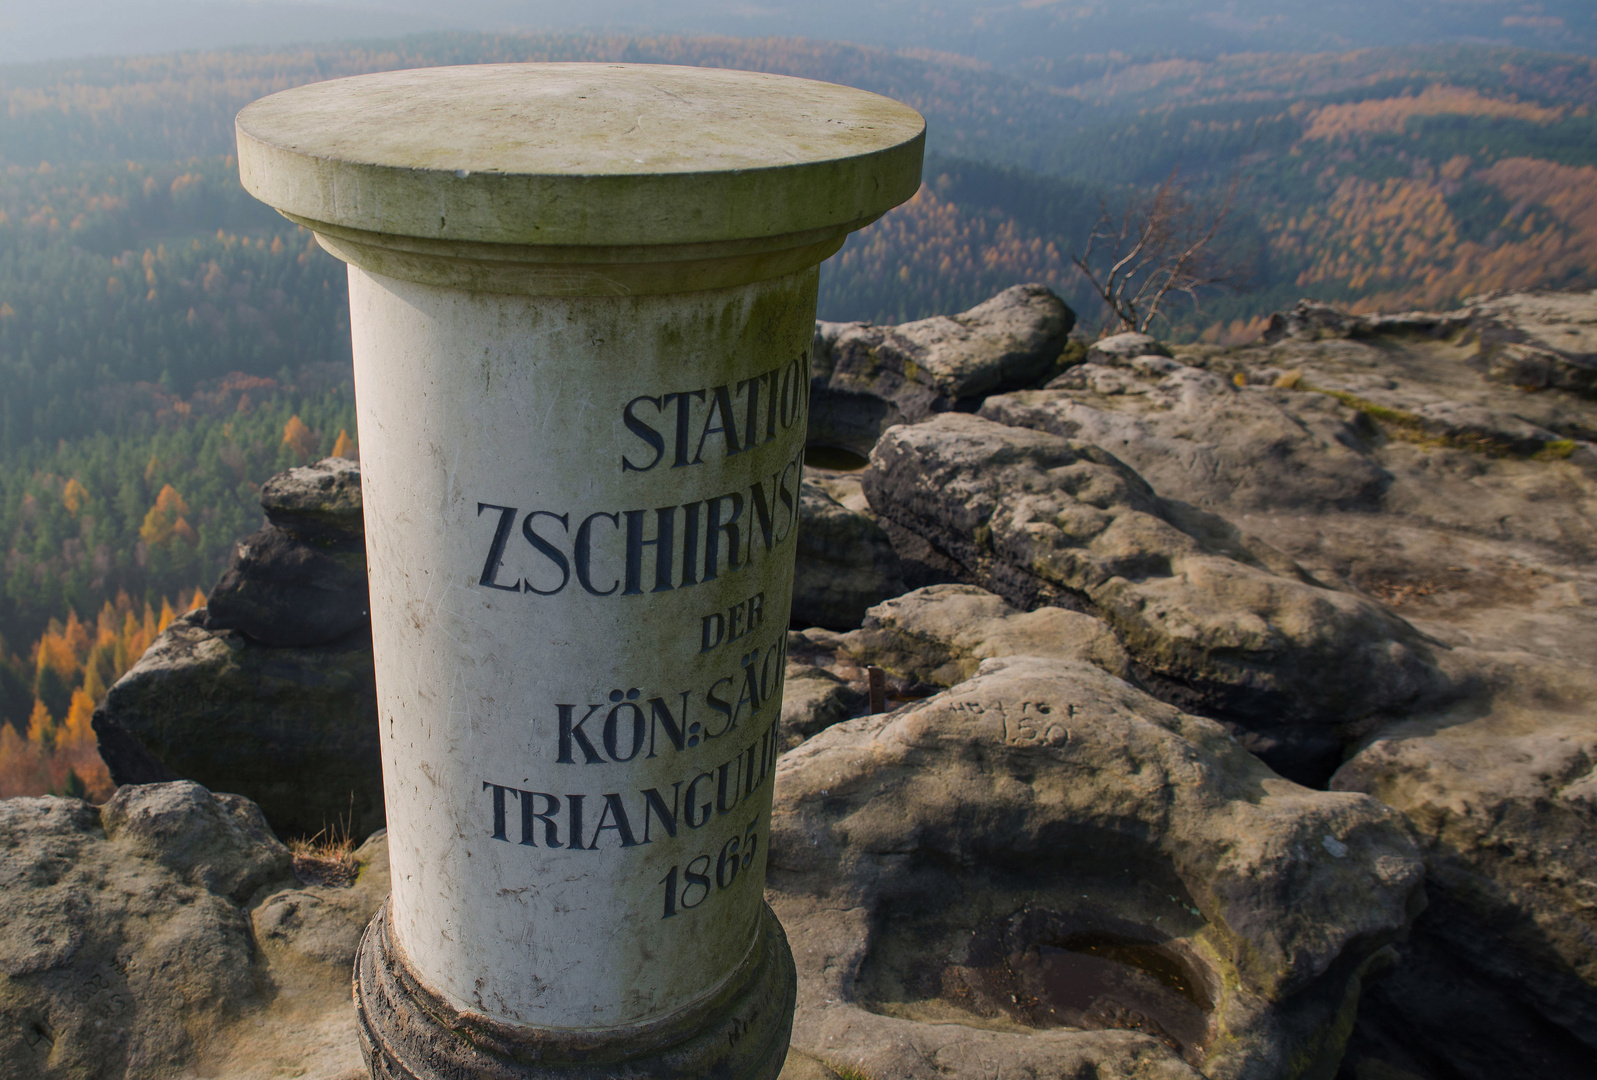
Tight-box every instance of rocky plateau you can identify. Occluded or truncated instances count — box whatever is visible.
[4,284,1596,1080]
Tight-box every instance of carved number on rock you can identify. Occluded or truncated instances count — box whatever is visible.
[71,971,125,1016]
[949,700,1071,746]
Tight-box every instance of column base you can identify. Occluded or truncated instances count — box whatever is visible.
[353,899,797,1080]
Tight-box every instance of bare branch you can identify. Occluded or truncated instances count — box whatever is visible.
[1070,167,1247,336]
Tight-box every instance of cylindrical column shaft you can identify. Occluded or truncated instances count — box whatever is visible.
[350,268,812,1027]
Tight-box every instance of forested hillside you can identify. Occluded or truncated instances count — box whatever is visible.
[0,155,348,449]
[1,29,1596,793]
[6,32,1594,329]
[0,387,354,639]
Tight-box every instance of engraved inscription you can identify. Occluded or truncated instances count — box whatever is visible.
[659,817,762,919]
[482,710,780,854]
[473,449,802,598]
[460,346,802,965]
[472,356,806,598]
[621,355,809,472]
[947,699,1072,747]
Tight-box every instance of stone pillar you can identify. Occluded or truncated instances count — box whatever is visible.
[235,64,923,1080]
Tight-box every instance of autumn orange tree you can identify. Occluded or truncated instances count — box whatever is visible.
[0,588,204,801]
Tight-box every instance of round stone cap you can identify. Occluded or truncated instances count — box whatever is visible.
[236,63,926,249]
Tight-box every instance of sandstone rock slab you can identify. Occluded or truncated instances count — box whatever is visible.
[1332,664,1597,1078]
[1085,330,1173,365]
[1261,298,1470,345]
[861,412,1445,780]
[1199,309,1597,562]
[0,782,387,1080]
[1474,289,1597,399]
[93,611,381,840]
[776,660,864,753]
[260,456,364,542]
[839,582,1131,687]
[204,523,369,647]
[808,284,1073,454]
[0,783,289,1079]
[768,656,1424,1080]
[208,457,370,647]
[791,479,906,630]
[984,362,1391,513]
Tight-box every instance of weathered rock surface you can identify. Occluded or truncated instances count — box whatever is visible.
[790,479,906,630]
[93,611,381,840]
[204,524,368,647]
[840,582,1132,686]
[1330,659,1597,1079]
[775,585,1135,752]
[206,457,369,647]
[1253,295,1597,443]
[830,290,1597,1079]
[1474,289,1597,398]
[1263,299,1372,344]
[258,456,365,540]
[0,781,384,1080]
[987,363,1391,512]
[861,412,1445,780]
[94,456,381,841]
[1085,329,1173,365]
[967,291,1597,1079]
[808,284,1073,454]
[1261,298,1471,345]
[769,656,1424,1080]
[1272,350,1572,457]
[207,828,388,1080]
[776,659,864,753]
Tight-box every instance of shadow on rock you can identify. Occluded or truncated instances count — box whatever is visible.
[0,781,387,1080]
[92,457,381,841]
[770,655,1425,1080]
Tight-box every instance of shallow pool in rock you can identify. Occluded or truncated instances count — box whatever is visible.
[973,933,1211,1052]
[859,878,1217,1060]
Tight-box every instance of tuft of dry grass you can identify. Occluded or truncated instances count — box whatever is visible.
[827,1065,877,1080]
[1367,579,1439,606]
[288,795,360,888]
